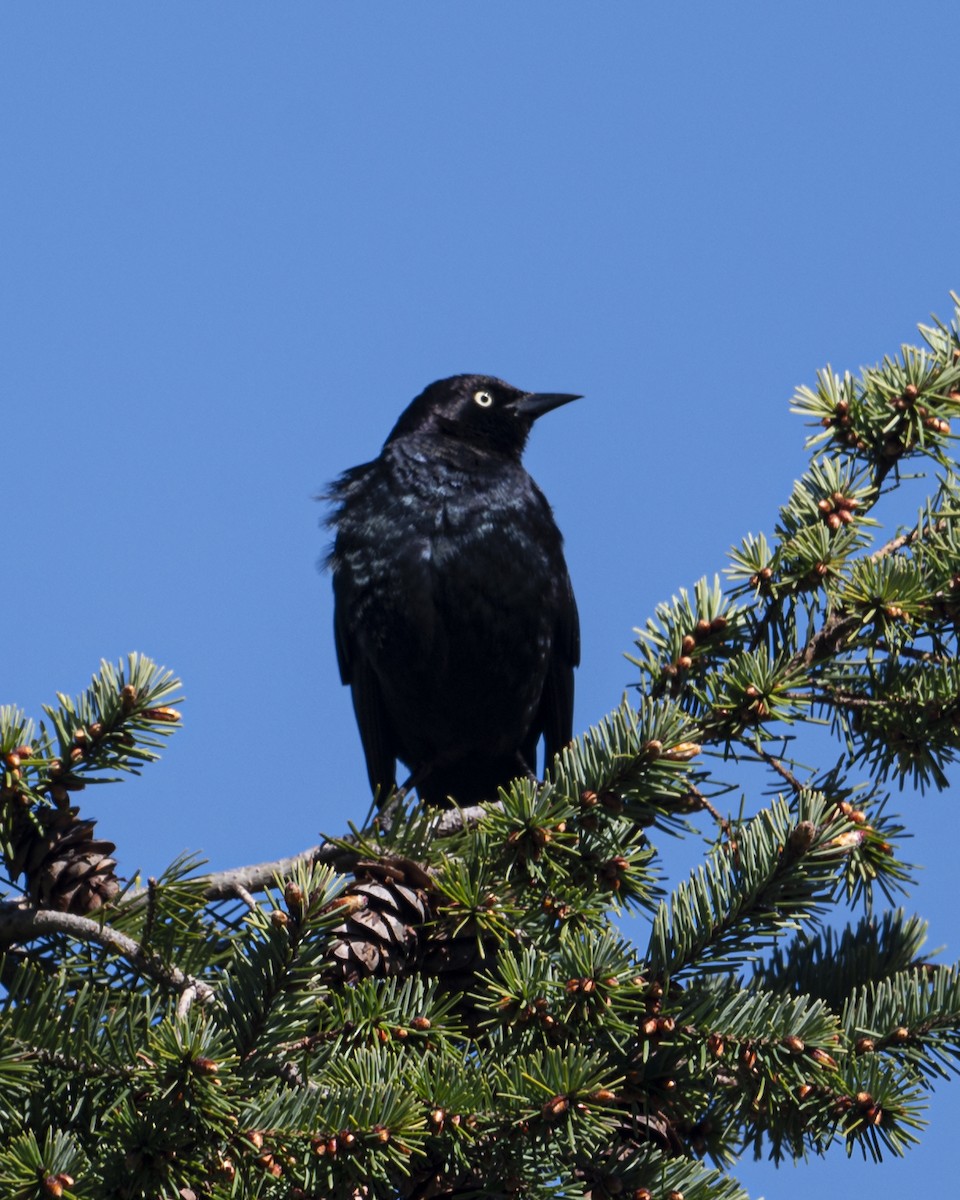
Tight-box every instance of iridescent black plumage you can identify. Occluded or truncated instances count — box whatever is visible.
[326,374,580,806]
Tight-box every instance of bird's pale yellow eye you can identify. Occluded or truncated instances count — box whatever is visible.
[473,390,494,408]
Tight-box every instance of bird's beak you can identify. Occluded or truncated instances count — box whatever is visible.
[513,391,582,419]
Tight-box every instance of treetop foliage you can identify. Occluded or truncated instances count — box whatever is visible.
[3,297,960,1198]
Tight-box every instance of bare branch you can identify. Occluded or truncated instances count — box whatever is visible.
[197,801,498,901]
[0,904,215,1005]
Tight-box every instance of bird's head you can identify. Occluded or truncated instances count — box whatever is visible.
[385,375,581,458]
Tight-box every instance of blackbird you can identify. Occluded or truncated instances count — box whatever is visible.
[326,374,580,806]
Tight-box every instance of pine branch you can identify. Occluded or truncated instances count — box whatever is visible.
[0,904,214,1004]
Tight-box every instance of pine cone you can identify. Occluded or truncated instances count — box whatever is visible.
[8,803,120,914]
[323,857,493,1011]
[325,860,433,982]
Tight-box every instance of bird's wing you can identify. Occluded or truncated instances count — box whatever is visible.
[534,566,581,775]
[333,580,398,801]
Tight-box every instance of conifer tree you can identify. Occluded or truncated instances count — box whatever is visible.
[3,299,960,1199]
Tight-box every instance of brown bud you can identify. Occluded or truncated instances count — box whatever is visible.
[270,909,289,929]
[256,1153,282,1177]
[783,1035,805,1054]
[542,1094,569,1118]
[661,741,700,761]
[708,1033,725,1057]
[284,881,304,913]
[681,634,696,654]
[855,1037,876,1053]
[142,706,182,722]
[788,821,817,855]
[411,1016,431,1031]
[194,1056,219,1075]
[809,1048,837,1068]
[121,684,138,710]
[677,655,693,670]
[904,383,919,400]
[580,789,598,807]
[827,830,864,852]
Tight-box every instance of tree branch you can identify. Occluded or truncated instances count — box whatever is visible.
[197,801,495,900]
[0,904,215,1005]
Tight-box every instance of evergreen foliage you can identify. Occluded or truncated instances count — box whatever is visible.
[3,299,960,1197]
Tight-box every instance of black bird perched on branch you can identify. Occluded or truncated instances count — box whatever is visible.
[326,374,581,807]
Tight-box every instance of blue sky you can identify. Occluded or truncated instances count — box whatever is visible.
[3,4,960,1196]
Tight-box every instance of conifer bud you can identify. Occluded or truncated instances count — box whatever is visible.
[142,706,182,722]
[661,741,700,761]
[284,881,304,915]
[542,1094,569,1118]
